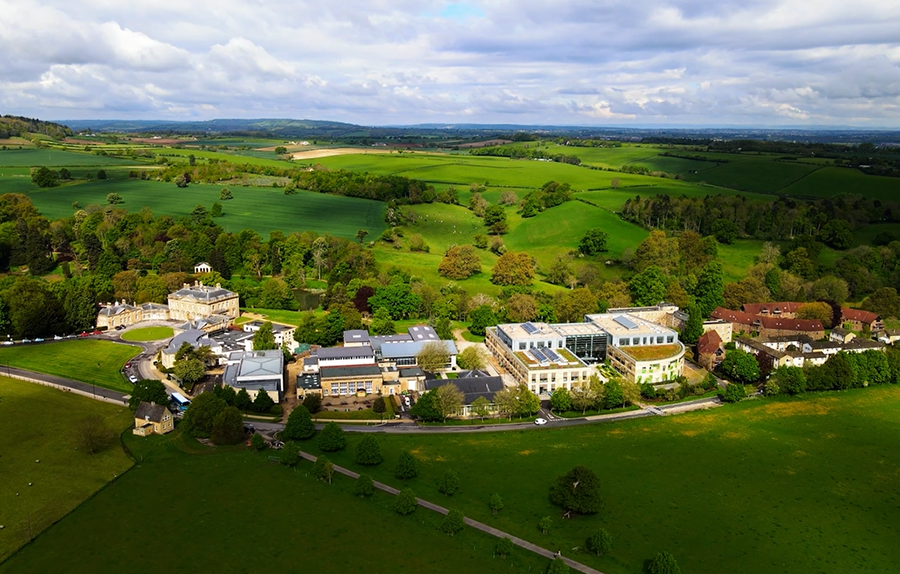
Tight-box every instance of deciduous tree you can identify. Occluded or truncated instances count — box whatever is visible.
[436,383,465,420]
[318,421,346,452]
[355,435,384,466]
[438,469,460,496]
[181,392,226,438]
[395,450,419,479]
[75,414,116,454]
[549,466,603,514]
[416,341,450,372]
[395,488,418,515]
[491,251,535,286]
[457,346,488,370]
[489,493,504,515]
[282,405,315,440]
[587,529,612,557]
[252,321,278,350]
[578,228,609,255]
[128,379,169,410]
[649,551,681,574]
[438,245,482,279]
[210,406,245,445]
[440,509,465,536]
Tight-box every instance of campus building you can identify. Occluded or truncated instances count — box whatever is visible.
[96,281,239,330]
[222,350,285,403]
[486,310,684,392]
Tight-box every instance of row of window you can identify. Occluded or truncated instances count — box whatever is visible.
[618,335,675,346]
[517,339,565,351]
[323,381,375,396]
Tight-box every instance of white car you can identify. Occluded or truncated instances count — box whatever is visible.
[129,375,139,384]
[534,418,548,425]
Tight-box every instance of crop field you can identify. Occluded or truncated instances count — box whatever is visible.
[778,166,900,202]
[291,386,900,574]
[0,431,549,574]
[0,377,134,562]
[0,340,140,393]
[27,180,386,240]
[0,149,137,167]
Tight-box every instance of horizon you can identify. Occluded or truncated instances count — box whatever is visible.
[3,1,900,128]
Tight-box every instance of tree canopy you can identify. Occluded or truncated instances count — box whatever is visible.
[549,465,603,514]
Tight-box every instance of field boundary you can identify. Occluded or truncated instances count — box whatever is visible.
[296,450,604,574]
[1,368,128,406]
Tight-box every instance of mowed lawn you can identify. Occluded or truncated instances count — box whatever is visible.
[293,386,900,574]
[0,432,549,574]
[120,326,174,342]
[0,378,134,562]
[0,340,139,393]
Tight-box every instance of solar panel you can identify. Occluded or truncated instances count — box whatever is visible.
[614,315,639,330]
[531,348,549,363]
[545,348,561,362]
[522,322,540,335]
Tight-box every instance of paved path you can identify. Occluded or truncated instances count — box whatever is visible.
[1,365,128,405]
[297,450,604,574]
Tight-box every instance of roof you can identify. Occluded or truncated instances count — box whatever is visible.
[844,338,885,351]
[760,317,823,332]
[711,307,758,326]
[742,302,803,316]
[98,301,136,316]
[455,369,492,379]
[379,340,458,359]
[163,329,211,354]
[697,330,723,355]
[407,325,439,341]
[135,402,167,423]
[831,327,851,336]
[319,365,384,379]
[296,373,321,390]
[237,350,284,378]
[841,307,881,324]
[423,376,505,405]
[169,282,237,303]
[399,366,425,377]
[736,337,786,358]
[343,330,371,344]
[315,346,375,360]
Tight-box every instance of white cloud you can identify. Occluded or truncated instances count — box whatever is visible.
[1,0,899,125]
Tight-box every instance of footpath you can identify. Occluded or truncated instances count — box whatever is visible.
[296,450,604,574]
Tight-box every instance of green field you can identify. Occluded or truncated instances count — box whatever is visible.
[0,340,139,393]
[120,327,174,342]
[26,180,386,240]
[294,386,900,574]
[0,377,134,562]
[778,166,900,202]
[0,149,139,167]
[0,431,549,574]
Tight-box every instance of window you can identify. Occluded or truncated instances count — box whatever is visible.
[667,336,674,343]
[620,338,630,346]
[537,341,545,348]
[518,343,526,350]
[657,336,664,344]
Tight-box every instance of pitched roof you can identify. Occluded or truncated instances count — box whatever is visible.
[711,307,758,326]
[697,330,723,355]
[841,307,881,324]
[135,402,167,423]
[423,376,505,405]
[759,316,823,332]
[742,302,803,316]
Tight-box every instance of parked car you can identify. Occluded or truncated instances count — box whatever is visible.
[21,338,32,344]
[34,337,44,342]
[243,424,256,435]
[2,340,13,346]
[91,330,102,335]
[79,332,89,337]
[115,325,126,331]
[534,418,548,425]
[53,335,63,340]
[66,334,77,339]
[129,375,139,384]
[404,396,411,406]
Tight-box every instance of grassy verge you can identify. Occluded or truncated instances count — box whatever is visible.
[555,405,641,418]
[0,377,134,562]
[0,340,140,393]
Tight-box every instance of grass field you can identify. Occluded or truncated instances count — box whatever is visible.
[120,327,174,342]
[0,340,139,393]
[26,180,387,241]
[0,431,549,574]
[0,378,134,562]
[0,149,139,167]
[293,386,900,574]
[778,166,900,202]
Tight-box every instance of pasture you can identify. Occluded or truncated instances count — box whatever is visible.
[0,431,549,574]
[295,386,900,574]
[0,340,139,393]
[120,327,174,342]
[0,149,137,167]
[0,377,134,562]
[778,166,900,202]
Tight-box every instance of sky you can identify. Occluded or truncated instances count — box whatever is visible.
[1,0,900,127]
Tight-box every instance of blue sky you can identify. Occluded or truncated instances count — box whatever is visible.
[1,0,899,127]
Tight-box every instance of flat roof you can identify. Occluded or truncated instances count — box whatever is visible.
[585,313,676,337]
[316,346,375,360]
[320,365,384,379]
[552,322,607,336]
[497,322,557,340]
[380,340,458,358]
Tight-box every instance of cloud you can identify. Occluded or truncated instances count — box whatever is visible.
[0,0,899,126]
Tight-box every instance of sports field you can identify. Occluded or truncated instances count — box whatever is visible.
[0,377,134,562]
[0,340,139,393]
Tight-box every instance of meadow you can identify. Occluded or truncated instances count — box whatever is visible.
[0,340,139,393]
[0,377,134,562]
[0,149,138,167]
[4,385,900,573]
[0,431,550,574]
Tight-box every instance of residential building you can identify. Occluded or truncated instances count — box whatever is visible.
[830,327,855,344]
[841,308,883,332]
[711,307,824,339]
[223,350,285,403]
[422,370,504,417]
[132,402,174,436]
[242,320,297,351]
[702,319,733,343]
[741,302,803,318]
[697,330,724,371]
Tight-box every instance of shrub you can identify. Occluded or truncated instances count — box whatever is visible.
[438,470,460,496]
[318,421,346,452]
[394,450,418,479]
[353,474,375,497]
[282,405,315,440]
[587,528,612,556]
[279,442,300,466]
[395,488,418,515]
[489,492,504,514]
[495,537,514,559]
[440,509,465,536]
[355,435,383,466]
[648,551,681,574]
